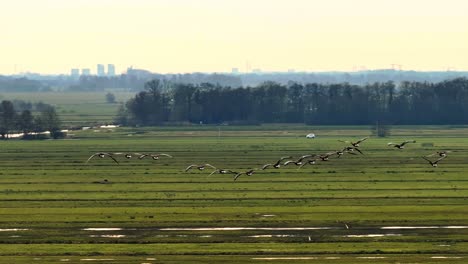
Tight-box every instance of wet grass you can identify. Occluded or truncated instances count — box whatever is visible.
[1,126,468,262]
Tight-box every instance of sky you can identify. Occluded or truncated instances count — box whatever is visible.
[1,0,468,75]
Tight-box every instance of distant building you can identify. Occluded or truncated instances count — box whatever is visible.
[97,64,105,76]
[126,67,153,79]
[70,68,79,78]
[231,68,239,74]
[107,64,115,76]
[81,68,91,76]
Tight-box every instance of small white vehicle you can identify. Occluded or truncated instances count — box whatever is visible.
[306,133,316,139]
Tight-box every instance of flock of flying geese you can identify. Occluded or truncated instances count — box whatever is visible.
[86,137,451,182]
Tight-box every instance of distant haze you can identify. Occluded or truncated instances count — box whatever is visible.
[1,0,468,74]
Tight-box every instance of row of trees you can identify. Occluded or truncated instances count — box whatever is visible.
[117,78,468,126]
[0,100,61,139]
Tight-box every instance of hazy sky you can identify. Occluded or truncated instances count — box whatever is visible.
[1,0,468,74]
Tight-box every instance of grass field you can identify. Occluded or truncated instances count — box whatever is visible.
[1,91,134,126]
[1,126,468,263]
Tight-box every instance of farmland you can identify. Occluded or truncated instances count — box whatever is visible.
[1,126,468,263]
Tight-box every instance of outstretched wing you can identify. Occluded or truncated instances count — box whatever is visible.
[262,164,272,170]
[435,156,447,163]
[387,142,396,146]
[86,153,100,163]
[421,156,432,164]
[184,164,198,172]
[401,140,416,146]
[298,154,314,162]
[157,153,173,158]
[355,137,369,144]
[203,163,216,169]
[233,173,242,181]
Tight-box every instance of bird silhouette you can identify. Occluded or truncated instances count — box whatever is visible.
[209,169,238,176]
[388,140,416,149]
[283,155,315,166]
[426,151,451,158]
[339,137,369,147]
[234,169,257,181]
[298,159,317,169]
[86,153,119,164]
[137,153,173,160]
[184,164,216,172]
[422,156,446,167]
[262,156,292,170]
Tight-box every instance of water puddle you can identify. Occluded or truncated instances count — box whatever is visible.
[356,256,386,259]
[0,228,29,232]
[146,258,156,261]
[381,226,468,230]
[159,227,334,231]
[82,228,123,231]
[262,215,276,217]
[344,234,401,238]
[252,257,318,260]
[89,234,126,238]
[431,256,462,259]
[80,259,115,261]
[248,234,300,238]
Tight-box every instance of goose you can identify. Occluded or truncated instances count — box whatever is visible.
[342,146,363,155]
[339,137,369,147]
[184,163,216,172]
[426,151,451,158]
[298,159,317,169]
[86,152,119,164]
[318,152,334,161]
[138,153,173,160]
[209,169,238,176]
[112,152,133,159]
[387,140,416,149]
[234,169,256,181]
[261,156,292,170]
[283,155,316,166]
[422,156,446,167]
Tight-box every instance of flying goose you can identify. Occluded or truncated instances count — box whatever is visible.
[261,156,292,170]
[422,156,446,167]
[387,140,416,149]
[138,153,173,160]
[339,137,369,147]
[342,146,363,155]
[283,155,316,166]
[86,152,119,164]
[298,159,317,169]
[184,163,216,172]
[234,169,257,181]
[426,151,451,158]
[112,152,133,159]
[209,169,238,176]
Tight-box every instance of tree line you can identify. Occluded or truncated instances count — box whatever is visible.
[0,100,62,139]
[116,78,468,126]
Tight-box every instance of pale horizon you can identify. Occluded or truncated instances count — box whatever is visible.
[2,0,468,75]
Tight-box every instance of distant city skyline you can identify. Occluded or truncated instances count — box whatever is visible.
[1,0,468,75]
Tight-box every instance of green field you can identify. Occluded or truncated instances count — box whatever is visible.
[1,126,468,263]
[1,91,134,126]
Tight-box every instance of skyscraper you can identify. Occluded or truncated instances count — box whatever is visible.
[107,64,115,76]
[70,68,79,78]
[81,68,91,76]
[97,64,105,76]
